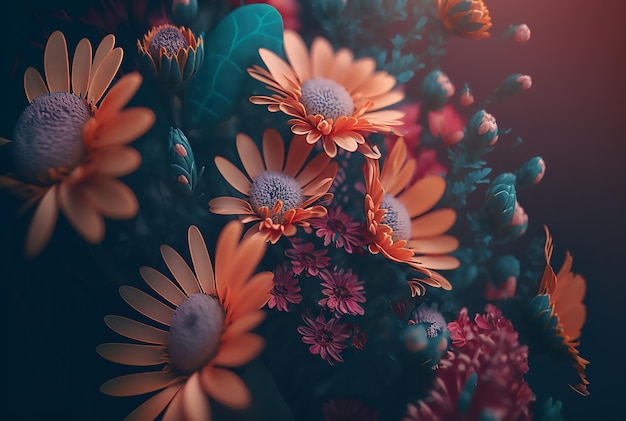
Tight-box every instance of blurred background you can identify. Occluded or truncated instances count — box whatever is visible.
[1,0,624,419]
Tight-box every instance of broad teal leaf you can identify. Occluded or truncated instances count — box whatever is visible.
[184,4,284,129]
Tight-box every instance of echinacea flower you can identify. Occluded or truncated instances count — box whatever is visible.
[298,312,350,365]
[363,137,459,296]
[97,221,273,420]
[529,227,590,396]
[248,30,405,159]
[285,240,331,276]
[309,205,365,254]
[437,0,493,40]
[0,31,155,257]
[269,262,303,312]
[318,268,366,316]
[209,129,337,243]
[138,24,204,90]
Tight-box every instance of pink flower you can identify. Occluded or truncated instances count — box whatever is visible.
[268,262,302,312]
[413,148,448,180]
[428,103,466,147]
[513,24,531,43]
[318,269,366,316]
[309,206,365,254]
[285,241,331,276]
[297,312,350,365]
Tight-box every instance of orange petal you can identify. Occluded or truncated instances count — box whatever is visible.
[214,221,244,299]
[283,135,314,177]
[236,133,264,180]
[100,371,177,397]
[188,225,216,296]
[398,176,446,218]
[367,90,405,111]
[23,67,48,102]
[229,272,273,319]
[97,72,143,118]
[222,232,268,296]
[140,266,187,307]
[295,153,330,186]
[209,196,255,215]
[414,255,460,270]
[354,71,396,99]
[91,107,155,147]
[119,285,175,326]
[200,366,251,409]
[311,36,334,78]
[44,31,70,93]
[222,311,266,339]
[97,343,164,366]
[182,372,212,421]
[215,157,252,195]
[380,138,408,189]
[71,38,92,98]
[88,47,123,104]
[213,333,264,367]
[104,315,169,345]
[343,57,376,93]
[161,385,186,421]
[91,34,116,80]
[408,235,459,254]
[160,244,201,297]
[284,30,311,81]
[91,146,141,177]
[25,186,59,257]
[82,178,138,219]
[385,158,416,197]
[58,182,105,244]
[258,48,298,91]
[262,128,285,171]
[410,208,456,238]
[125,384,182,421]
[330,48,353,84]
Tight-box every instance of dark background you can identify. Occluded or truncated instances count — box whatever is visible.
[1,0,624,419]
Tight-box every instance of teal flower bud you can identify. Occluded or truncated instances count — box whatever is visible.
[485,255,519,300]
[172,0,198,25]
[467,109,498,147]
[493,73,532,100]
[485,175,517,226]
[402,305,450,368]
[168,127,199,195]
[422,70,455,111]
[516,156,545,188]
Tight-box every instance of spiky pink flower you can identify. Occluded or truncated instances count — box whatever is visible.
[310,206,365,254]
[297,312,350,365]
[285,241,331,276]
[318,269,366,316]
[268,262,302,312]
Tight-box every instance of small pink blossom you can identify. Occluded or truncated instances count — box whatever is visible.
[309,206,365,254]
[516,74,532,90]
[297,312,350,365]
[285,241,331,276]
[318,268,366,316]
[268,262,302,312]
[485,276,517,300]
[513,24,531,43]
[428,104,466,147]
[508,201,528,227]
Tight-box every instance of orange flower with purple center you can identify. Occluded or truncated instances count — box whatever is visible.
[437,0,493,40]
[209,129,337,243]
[98,221,273,420]
[363,137,459,296]
[247,30,405,159]
[0,31,155,257]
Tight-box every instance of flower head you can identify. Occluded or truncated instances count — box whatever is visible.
[363,138,459,296]
[309,205,366,254]
[318,268,366,316]
[138,24,204,90]
[210,129,337,244]
[97,221,273,419]
[529,227,590,396]
[0,31,155,257]
[269,262,303,312]
[437,0,493,40]
[285,240,331,276]
[248,30,405,159]
[297,312,350,365]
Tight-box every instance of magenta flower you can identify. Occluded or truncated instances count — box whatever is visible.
[285,241,331,276]
[318,269,366,316]
[268,262,302,312]
[309,206,365,254]
[297,312,350,365]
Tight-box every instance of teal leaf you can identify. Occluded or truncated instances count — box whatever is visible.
[184,4,284,129]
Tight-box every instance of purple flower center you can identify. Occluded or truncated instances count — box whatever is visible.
[381,194,411,242]
[300,77,354,120]
[249,170,303,217]
[411,306,447,338]
[149,25,189,57]
[168,293,225,374]
[13,91,91,184]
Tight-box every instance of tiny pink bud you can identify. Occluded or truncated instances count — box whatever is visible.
[516,75,532,90]
[460,90,474,107]
[513,24,531,43]
[174,143,188,157]
[177,174,190,185]
[437,73,455,98]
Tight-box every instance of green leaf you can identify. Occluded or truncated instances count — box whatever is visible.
[184,4,284,129]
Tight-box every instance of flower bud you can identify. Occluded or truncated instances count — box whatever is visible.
[516,156,546,188]
[169,127,199,195]
[403,305,450,368]
[485,175,517,226]
[459,84,474,107]
[485,255,519,300]
[422,70,455,111]
[467,109,498,147]
[504,24,531,43]
[172,0,198,25]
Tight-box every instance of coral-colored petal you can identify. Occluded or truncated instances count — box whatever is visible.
[343,57,376,93]
[91,34,116,80]
[161,385,186,421]
[71,38,92,98]
[354,71,396,99]
[92,107,155,147]
[380,138,408,188]
[44,31,70,93]
[58,182,105,244]
[97,73,143,118]
[311,36,334,78]
[104,315,169,344]
[284,30,311,81]
[23,67,49,102]
[182,372,212,421]
[222,311,266,339]
[25,186,58,257]
[212,333,264,367]
[236,133,264,179]
[330,48,353,83]
[119,285,175,326]
[258,48,298,91]
[224,234,268,297]
[125,384,182,421]
[414,255,460,270]
[399,176,447,218]
[215,157,252,195]
[82,178,138,219]
[209,196,255,215]
[295,153,330,186]
[214,221,243,299]
[262,128,285,171]
[409,235,459,254]
[200,366,251,409]
[97,343,164,366]
[160,244,201,297]
[410,208,456,238]
[283,135,314,177]
[188,225,216,296]
[229,272,273,319]
[100,371,177,397]
[385,159,416,197]
[91,146,141,177]
[367,90,405,111]
[88,47,123,104]
[140,266,187,307]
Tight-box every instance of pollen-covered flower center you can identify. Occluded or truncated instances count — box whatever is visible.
[381,194,411,242]
[300,77,354,120]
[168,293,225,374]
[12,91,91,184]
[149,25,189,57]
[249,170,304,217]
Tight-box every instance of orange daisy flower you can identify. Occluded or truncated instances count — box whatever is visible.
[209,128,337,244]
[532,226,590,396]
[437,0,493,40]
[247,30,405,159]
[0,30,155,257]
[363,138,459,296]
[98,221,273,420]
